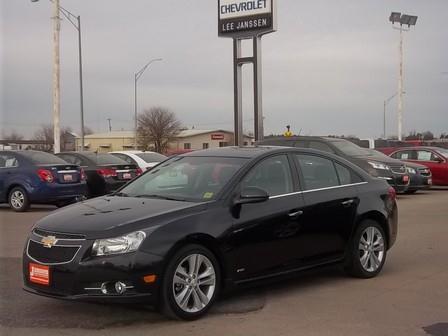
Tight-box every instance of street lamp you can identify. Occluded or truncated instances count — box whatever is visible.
[389,12,418,141]
[134,58,162,150]
[383,91,405,139]
[32,0,86,152]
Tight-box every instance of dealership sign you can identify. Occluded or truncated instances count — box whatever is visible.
[218,0,277,37]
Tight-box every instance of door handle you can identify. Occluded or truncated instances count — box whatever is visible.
[341,199,354,207]
[288,210,303,217]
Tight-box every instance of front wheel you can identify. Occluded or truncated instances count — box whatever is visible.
[344,219,387,278]
[160,244,220,320]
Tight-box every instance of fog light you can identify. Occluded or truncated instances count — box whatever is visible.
[115,281,127,295]
[100,282,108,294]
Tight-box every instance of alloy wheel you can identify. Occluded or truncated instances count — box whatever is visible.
[172,253,216,313]
[10,190,25,209]
[359,226,385,272]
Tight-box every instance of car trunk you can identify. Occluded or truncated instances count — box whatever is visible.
[38,164,82,184]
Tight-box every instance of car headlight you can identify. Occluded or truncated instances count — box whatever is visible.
[368,161,390,170]
[406,167,416,174]
[92,231,146,256]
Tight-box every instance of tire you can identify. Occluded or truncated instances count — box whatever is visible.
[8,186,30,212]
[344,219,387,278]
[160,244,220,320]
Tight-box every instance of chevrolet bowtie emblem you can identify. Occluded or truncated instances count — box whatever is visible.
[41,235,58,248]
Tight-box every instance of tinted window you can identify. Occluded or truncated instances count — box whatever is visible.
[121,156,247,202]
[136,152,167,163]
[112,153,135,165]
[296,155,339,190]
[308,141,335,153]
[0,154,19,168]
[58,154,83,166]
[335,162,363,185]
[21,151,67,165]
[241,155,293,196]
[81,152,128,165]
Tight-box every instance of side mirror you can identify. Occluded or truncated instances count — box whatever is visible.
[234,187,269,205]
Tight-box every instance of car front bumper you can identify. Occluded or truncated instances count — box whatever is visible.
[22,233,164,304]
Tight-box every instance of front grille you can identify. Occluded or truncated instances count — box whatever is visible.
[27,240,80,264]
[33,229,85,240]
[389,164,406,174]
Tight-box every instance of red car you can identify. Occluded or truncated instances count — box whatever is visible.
[389,147,448,185]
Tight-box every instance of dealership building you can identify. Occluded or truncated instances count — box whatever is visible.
[75,129,254,153]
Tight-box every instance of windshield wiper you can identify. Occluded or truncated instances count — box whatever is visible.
[134,194,187,202]
[112,192,129,197]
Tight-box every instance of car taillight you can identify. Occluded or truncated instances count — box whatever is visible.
[97,168,117,178]
[37,169,54,183]
[136,168,143,176]
[388,186,396,202]
[80,168,87,181]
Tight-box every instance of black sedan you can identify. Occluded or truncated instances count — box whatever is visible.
[258,136,410,192]
[23,147,398,320]
[56,152,141,197]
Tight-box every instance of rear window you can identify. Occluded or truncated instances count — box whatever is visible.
[82,152,128,165]
[21,151,68,165]
[136,152,167,163]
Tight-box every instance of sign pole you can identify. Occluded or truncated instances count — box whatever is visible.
[233,39,243,146]
[253,35,263,141]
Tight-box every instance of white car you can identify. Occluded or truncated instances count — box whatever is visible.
[109,151,167,172]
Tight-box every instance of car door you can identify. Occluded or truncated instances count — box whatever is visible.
[227,154,306,281]
[292,154,360,263]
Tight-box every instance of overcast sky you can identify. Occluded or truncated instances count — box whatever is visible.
[1,0,447,139]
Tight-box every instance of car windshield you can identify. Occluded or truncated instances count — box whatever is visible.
[82,152,128,165]
[136,152,167,163]
[119,156,248,202]
[330,140,372,157]
[435,147,448,158]
[21,151,68,165]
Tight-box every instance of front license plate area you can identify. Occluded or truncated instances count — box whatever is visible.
[29,263,50,286]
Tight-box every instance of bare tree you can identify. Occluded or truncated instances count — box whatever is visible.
[33,124,76,152]
[137,107,181,153]
[2,130,24,141]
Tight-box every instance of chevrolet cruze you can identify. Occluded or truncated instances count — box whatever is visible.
[23,147,398,320]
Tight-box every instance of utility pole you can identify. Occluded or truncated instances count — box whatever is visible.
[107,118,112,132]
[52,0,61,153]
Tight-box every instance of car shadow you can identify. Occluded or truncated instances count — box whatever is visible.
[0,205,56,213]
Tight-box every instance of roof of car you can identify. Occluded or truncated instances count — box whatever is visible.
[390,146,446,152]
[259,136,344,142]
[180,146,293,158]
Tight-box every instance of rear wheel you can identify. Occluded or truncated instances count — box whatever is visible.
[8,187,30,212]
[160,244,220,320]
[344,219,387,278]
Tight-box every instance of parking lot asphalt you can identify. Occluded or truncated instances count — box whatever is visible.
[1,189,448,336]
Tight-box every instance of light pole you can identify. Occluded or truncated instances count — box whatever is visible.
[389,12,418,141]
[134,58,162,150]
[32,0,85,152]
[383,92,400,139]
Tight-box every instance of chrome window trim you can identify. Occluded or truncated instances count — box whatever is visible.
[269,182,368,199]
[26,239,82,266]
[57,170,78,173]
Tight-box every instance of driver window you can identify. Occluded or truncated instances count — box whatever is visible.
[241,155,293,196]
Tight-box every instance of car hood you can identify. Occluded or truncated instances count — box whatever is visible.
[34,196,206,239]
[351,153,404,165]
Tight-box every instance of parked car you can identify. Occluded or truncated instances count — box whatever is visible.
[0,150,86,211]
[364,149,432,194]
[389,147,448,185]
[23,146,397,320]
[56,152,141,197]
[110,150,167,171]
[258,136,410,192]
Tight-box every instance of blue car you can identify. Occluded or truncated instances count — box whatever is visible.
[0,150,87,212]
